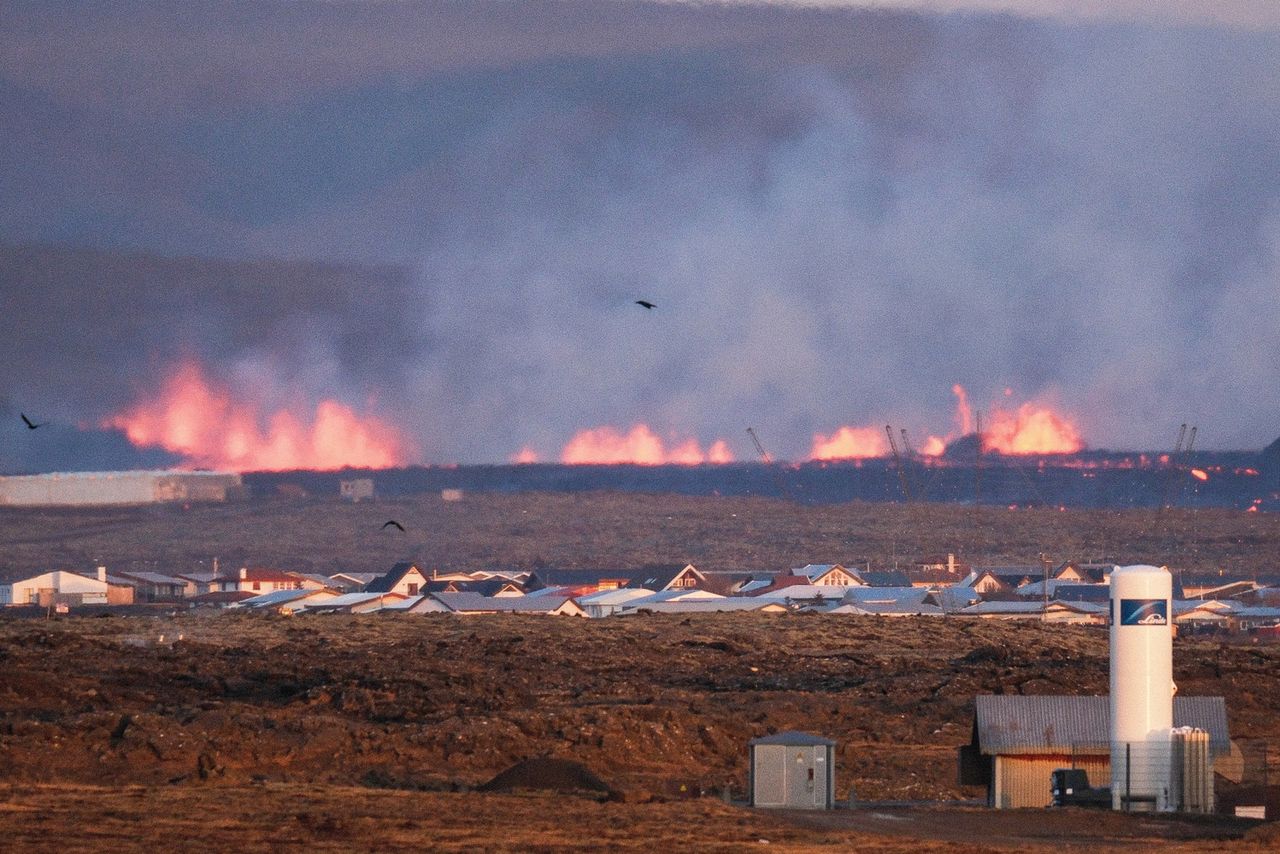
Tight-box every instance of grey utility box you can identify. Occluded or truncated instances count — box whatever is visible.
[749,731,836,809]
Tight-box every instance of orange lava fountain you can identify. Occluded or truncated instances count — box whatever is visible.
[981,399,1084,455]
[559,424,734,465]
[809,426,889,460]
[105,361,415,471]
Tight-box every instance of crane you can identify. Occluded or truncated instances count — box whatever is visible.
[886,425,912,502]
[747,427,795,502]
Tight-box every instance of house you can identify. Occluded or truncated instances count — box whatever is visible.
[955,600,1047,620]
[1174,599,1239,631]
[174,571,219,597]
[749,575,850,602]
[859,570,913,587]
[300,592,409,614]
[365,563,431,596]
[113,570,188,601]
[1016,580,1110,602]
[210,567,316,595]
[912,553,970,585]
[791,564,864,587]
[188,590,256,607]
[0,567,133,606]
[960,695,1232,809]
[423,578,525,597]
[625,564,707,592]
[575,588,656,618]
[428,592,585,616]
[526,568,637,594]
[965,566,1044,593]
[329,572,380,591]
[1054,562,1116,584]
[233,588,339,614]
[619,597,787,615]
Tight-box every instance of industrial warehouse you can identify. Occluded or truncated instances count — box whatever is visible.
[0,470,243,506]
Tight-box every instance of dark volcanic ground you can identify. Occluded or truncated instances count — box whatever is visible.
[1,492,1277,580]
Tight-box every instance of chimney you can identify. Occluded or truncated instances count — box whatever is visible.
[97,566,107,583]
[947,553,956,574]
[239,566,248,580]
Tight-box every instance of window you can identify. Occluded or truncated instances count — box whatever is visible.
[253,581,260,591]
[407,583,419,595]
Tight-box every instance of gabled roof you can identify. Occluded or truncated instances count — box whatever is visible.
[213,567,303,584]
[791,564,862,583]
[750,730,836,747]
[424,578,524,596]
[331,572,380,585]
[526,568,637,590]
[625,564,703,591]
[431,592,580,614]
[843,586,928,605]
[860,570,912,587]
[114,571,187,586]
[972,695,1230,756]
[365,562,426,593]
[621,598,783,614]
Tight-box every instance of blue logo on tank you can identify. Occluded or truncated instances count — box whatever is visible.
[1120,598,1168,626]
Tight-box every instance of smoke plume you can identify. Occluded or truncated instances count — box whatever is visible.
[1,1,1278,467]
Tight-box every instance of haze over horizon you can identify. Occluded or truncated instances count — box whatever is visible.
[2,0,1278,469]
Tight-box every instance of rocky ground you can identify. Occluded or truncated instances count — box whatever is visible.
[0,612,1277,850]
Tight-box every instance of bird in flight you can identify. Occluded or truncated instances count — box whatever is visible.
[20,413,45,430]
[381,520,406,532]
[635,300,655,310]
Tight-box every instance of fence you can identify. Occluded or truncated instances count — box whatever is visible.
[1066,737,1276,818]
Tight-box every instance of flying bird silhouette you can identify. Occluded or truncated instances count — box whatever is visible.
[381,520,406,532]
[20,413,45,430]
[634,300,655,310]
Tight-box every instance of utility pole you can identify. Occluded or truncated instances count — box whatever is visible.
[1040,552,1053,622]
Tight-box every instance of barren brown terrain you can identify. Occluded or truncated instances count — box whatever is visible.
[1,494,1279,850]
[0,612,1278,850]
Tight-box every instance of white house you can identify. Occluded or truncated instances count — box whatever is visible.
[791,564,864,587]
[1,568,113,606]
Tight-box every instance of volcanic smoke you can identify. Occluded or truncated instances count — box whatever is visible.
[105,361,415,471]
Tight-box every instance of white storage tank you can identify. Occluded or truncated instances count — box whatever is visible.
[1109,564,1174,810]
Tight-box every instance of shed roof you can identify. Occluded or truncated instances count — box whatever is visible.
[750,730,837,747]
[972,695,1230,756]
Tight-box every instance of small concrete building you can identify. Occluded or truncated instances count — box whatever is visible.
[749,731,836,809]
[339,478,374,502]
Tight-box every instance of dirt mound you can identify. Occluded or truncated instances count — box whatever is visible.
[1244,821,1280,844]
[477,757,615,797]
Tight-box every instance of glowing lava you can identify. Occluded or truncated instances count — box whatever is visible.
[810,426,889,460]
[105,361,414,471]
[559,424,734,465]
[982,402,1084,455]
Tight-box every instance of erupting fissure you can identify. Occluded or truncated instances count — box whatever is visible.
[809,384,1083,461]
[105,361,415,471]
[558,424,733,466]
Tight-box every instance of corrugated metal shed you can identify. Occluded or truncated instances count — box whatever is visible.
[750,731,837,747]
[973,695,1230,756]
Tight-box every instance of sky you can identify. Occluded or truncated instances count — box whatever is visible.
[1,0,1278,467]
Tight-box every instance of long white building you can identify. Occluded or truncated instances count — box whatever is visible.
[0,470,242,506]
